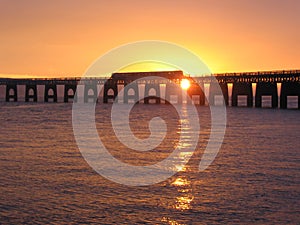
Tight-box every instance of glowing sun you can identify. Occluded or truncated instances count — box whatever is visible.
[181,79,191,90]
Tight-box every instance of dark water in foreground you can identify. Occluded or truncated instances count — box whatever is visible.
[0,103,299,224]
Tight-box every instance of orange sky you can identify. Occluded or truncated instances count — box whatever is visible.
[0,0,299,78]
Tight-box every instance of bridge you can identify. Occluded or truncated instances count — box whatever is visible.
[0,70,299,109]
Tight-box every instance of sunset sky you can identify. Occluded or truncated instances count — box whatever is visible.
[0,0,299,77]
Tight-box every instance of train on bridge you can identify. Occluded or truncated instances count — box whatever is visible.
[0,70,299,109]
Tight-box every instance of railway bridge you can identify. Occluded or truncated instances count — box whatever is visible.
[0,70,299,109]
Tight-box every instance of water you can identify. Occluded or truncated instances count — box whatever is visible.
[0,103,299,224]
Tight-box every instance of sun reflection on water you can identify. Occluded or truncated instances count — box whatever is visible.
[161,217,186,225]
[174,195,194,210]
[171,177,194,211]
[165,105,196,213]
[173,119,194,173]
[171,177,190,187]
[175,165,186,172]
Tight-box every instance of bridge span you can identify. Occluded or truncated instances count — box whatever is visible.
[0,70,299,109]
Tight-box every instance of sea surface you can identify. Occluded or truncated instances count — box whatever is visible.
[0,102,299,224]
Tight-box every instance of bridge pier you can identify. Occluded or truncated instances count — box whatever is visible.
[280,82,300,109]
[44,84,57,102]
[84,82,98,103]
[165,83,182,104]
[6,84,18,102]
[232,82,253,107]
[144,83,161,104]
[25,84,37,102]
[255,82,278,108]
[0,85,5,101]
[123,82,139,104]
[64,84,77,103]
[187,82,205,105]
[209,82,229,106]
[103,81,118,103]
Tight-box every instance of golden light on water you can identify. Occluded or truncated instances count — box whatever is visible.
[171,177,194,211]
[180,79,191,90]
[175,196,194,210]
[161,217,185,225]
[171,177,190,187]
[175,165,186,172]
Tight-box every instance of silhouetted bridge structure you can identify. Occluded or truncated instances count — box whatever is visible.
[0,70,299,109]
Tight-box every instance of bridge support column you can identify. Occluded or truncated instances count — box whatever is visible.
[123,82,139,104]
[64,84,77,103]
[209,82,228,106]
[84,82,98,103]
[187,82,205,105]
[25,84,37,102]
[6,84,18,102]
[44,84,57,102]
[255,82,278,108]
[103,81,118,103]
[232,82,253,107]
[165,83,182,104]
[280,82,300,109]
[144,83,161,104]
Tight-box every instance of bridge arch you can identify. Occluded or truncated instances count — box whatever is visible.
[64,84,77,103]
[68,89,74,96]
[127,88,135,96]
[148,88,156,96]
[25,85,37,102]
[28,88,34,96]
[44,84,57,102]
[48,88,54,95]
[5,84,18,102]
[87,88,95,96]
[84,83,98,103]
[107,88,114,96]
[123,83,139,104]
[9,88,15,96]
[144,83,160,104]
[103,81,118,103]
